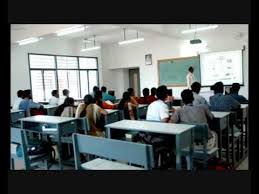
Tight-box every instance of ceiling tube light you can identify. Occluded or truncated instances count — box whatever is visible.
[118,28,144,45]
[181,25,218,34]
[16,37,41,45]
[81,35,100,52]
[56,25,86,36]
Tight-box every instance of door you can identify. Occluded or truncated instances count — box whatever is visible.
[129,68,140,96]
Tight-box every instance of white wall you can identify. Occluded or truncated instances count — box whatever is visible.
[101,34,248,99]
[11,38,102,105]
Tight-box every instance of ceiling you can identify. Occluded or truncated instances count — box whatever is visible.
[11,24,248,45]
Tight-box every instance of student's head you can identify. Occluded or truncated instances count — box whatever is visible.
[191,82,201,94]
[23,89,32,99]
[231,83,241,94]
[181,89,194,105]
[142,88,149,97]
[122,91,131,101]
[127,88,135,96]
[17,90,24,98]
[84,94,93,105]
[63,89,69,97]
[156,85,168,101]
[51,90,59,97]
[93,86,99,93]
[213,82,224,94]
[101,86,107,93]
[188,66,194,73]
[63,97,74,107]
[151,87,157,96]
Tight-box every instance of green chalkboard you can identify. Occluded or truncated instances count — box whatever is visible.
[158,56,201,86]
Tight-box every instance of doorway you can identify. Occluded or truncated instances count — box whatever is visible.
[129,68,140,96]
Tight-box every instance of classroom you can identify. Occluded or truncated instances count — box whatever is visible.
[10,24,249,170]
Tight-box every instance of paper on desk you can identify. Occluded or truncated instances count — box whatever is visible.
[42,128,57,132]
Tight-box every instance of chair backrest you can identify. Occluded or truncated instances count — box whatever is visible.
[77,117,90,134]
[10,128,30,169]
[72,133,154,170]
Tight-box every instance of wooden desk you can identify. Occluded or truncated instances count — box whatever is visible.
[104,109,120,125]
[43,105,58,116]
[105,120,195,170]
[240,104,249,158]
[211,111,231,162]
[10,110,25,127]
[136,104,148,120]
[20,115,78,170]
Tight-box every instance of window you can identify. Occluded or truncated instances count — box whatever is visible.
[29,54,98,102]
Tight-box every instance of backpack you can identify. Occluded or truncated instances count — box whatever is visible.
[207,157,233,170]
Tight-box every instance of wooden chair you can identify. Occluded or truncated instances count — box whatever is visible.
[72,133,154,170]
[11,127,51,170]
[181,123,218,169]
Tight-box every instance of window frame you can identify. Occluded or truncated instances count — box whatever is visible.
[28,53,99,102]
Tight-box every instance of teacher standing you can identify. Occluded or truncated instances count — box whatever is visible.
[186,66,196,89]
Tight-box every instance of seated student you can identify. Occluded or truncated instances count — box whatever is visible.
[138,88,150,104]
[94,90,117,109]
[54,97,76,117]
[146,85,170,122]
[127,88,139,105]
[191,82,208,106]
[170,89,218,151]
[101,86,116,102]
[210,82,240,111]
[76,94,107,137]
[230,83,248,104]
[12,90,24,110]
[90,86,99,98]
[118,92,137,120]
[19,89,43,116]
[49,90,59,105]
[58,89,69,105]
[147,87,157,104]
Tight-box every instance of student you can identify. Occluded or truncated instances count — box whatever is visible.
[186,66,196,89]
[230,83,248,104]
[49,90,59,105]
[191,82,208,106]
[94,90,117,109]
[118,92,137,120]
[101,86,116,102]
[170,89,218,151]
[147,87,157,104]
[58,89,69,105]
[90,86,99,98]
[210,82,240,111]
[19,89,43,116]
[146,85,170,122]
[127,88,139,105]
[54,97,75,117]
[138,88,150,104]
[77,94,107,137]
[12,90,24,110]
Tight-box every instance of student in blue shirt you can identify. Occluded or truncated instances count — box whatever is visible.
[209,82,240,111]
[19,89,43,116]
[230,83,248,104]
[101,86,116,102]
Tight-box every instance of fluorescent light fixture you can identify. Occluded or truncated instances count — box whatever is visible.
[181,25,218,34]
[118,38,144,45]
[56,25,86,36]
[81,46,100,52]
[16,37,41,45]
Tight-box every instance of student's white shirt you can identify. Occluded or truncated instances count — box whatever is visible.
[58,96,67,105]
[193,92,208,106]
[12,97,23,110]
[146,100,169,121]
[49,96,59,105]
[186,72,196,89]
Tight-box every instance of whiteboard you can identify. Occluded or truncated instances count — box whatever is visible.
[200,50,243,86]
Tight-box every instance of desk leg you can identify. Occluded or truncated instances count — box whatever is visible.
[175,134,182,170]
[218,128,222,160]
[240,112,244,159]
[186,129,194,171]
[226,117,230,164]
[106,128,111,139]
[57,129,63,170]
